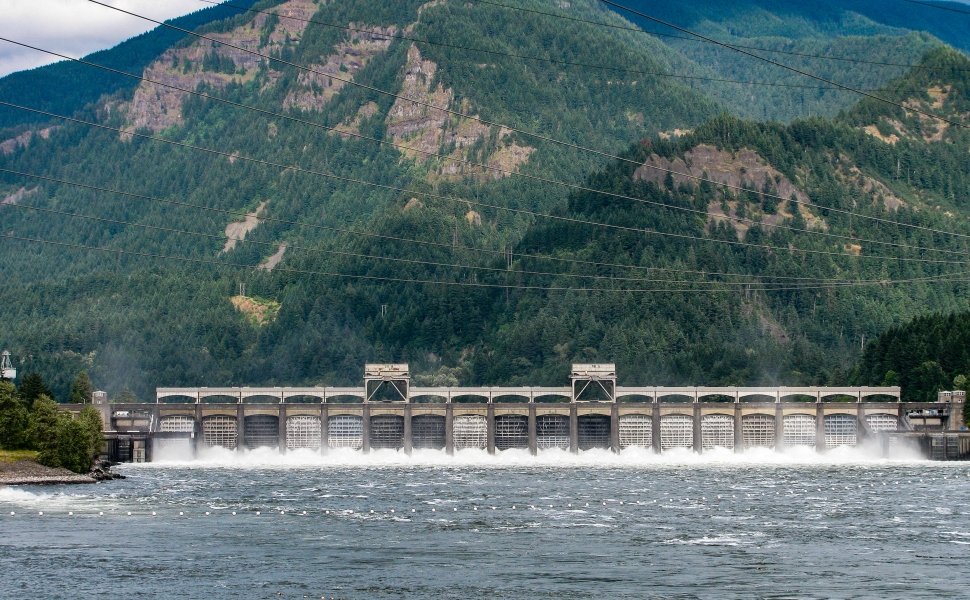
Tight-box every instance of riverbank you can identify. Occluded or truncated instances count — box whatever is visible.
[0,460,96,485]
[0,457,125,486]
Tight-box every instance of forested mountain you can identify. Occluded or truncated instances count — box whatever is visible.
[0,0,968,401]
[852,310,970,402]
[605,0,967,120]
[611,0,970,50]
[0,0,260,131]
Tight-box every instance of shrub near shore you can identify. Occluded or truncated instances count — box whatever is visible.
[0,379,103,474]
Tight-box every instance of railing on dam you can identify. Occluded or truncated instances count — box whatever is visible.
[155,385,904,404]
[155,363,904,404]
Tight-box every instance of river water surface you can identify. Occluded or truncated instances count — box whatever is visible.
[1,447,968,599]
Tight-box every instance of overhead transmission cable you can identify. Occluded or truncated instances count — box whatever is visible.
[5,39,966,262]
[0,231,962,294]
[6,197,833,288]
[5,100,969,268]
[597,0,967,131]
[1,167,910,284]
[190,0,901,93]
[901,0,970,15]
[0,7,959,291]
[78,2,970,245]
[0,168,952,285]
[473,0,970,73]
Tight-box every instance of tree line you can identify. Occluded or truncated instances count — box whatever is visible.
[0,371,103,473]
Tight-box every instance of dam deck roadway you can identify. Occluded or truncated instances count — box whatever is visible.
[75,365,966,461]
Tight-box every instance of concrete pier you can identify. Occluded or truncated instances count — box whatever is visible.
[403,404,413,455]
[734,403,743,454]
[527,405,537,456]
[445,404,454,455]
[486,404,496,455]
[569,404,579,453]
[692,403,702,453]
[775,402,785,453]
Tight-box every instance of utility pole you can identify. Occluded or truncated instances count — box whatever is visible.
[505,245,512,306]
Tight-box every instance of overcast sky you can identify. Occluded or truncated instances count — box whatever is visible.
[0,0,204,77]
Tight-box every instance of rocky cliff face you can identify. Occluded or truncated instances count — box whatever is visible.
[283,25,398,113]
[635,144,825,239]
[0,126,58,155]
[123,0,318,133]
[385,45,535,181]
[860,84,969,146]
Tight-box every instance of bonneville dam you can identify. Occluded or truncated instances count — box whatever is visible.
[62,364,969,462]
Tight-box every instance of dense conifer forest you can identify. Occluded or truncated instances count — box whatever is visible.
[0,0,968,401]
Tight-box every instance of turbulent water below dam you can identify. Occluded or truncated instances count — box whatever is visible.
[1,447,969,599]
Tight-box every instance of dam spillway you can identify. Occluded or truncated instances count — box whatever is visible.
[73,363,968,462]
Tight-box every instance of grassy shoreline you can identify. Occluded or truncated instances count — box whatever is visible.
[0,449,39,464]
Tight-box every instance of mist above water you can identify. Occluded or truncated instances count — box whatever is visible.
[145,439,927,468]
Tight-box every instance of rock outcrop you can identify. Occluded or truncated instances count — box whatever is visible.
[123,0,319,133]
[0,127,58,155]
[1,186,36,206]
[223,201,267,252]
[861,85,965,144]
[635,144,825,240]
[386,45,534,180]
[283,26,397,112]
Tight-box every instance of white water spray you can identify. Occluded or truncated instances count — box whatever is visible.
[141,440,928,469]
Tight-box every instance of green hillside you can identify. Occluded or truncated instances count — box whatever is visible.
[0,0,968,401]
[601,0,961,120]
[852,310,970,402]
[0,0,260,132]
[0,0,716,398]
[274,48,970,389]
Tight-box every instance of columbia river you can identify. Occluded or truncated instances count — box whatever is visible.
[1,447,968,599]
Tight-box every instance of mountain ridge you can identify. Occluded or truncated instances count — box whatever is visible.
[0,0,968,401]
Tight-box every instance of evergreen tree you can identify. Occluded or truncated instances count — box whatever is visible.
[77,406,104,459]
[28,395,63,467]
[55,419,94,474]
[69,371,93,404]
[0,381,29,449]
[17,372,51,411]
[116,389,139,403]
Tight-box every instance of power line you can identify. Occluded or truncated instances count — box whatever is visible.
[189,0,894,93]
[5,39,966,262]
[901,0,970,15]
[80,1,970,245]
[1,167,874,283]
[0,231,962,293]
[599,0,967,130]
[8,196,829,288]
[5,100,968,267]
[473,0,970,73]
[8,167,954,287]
